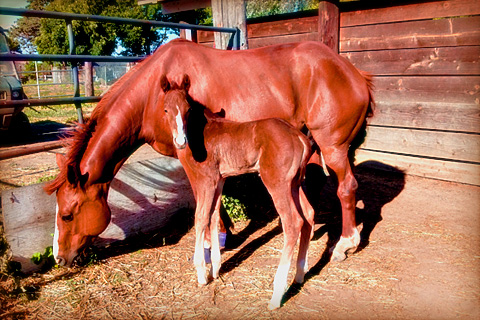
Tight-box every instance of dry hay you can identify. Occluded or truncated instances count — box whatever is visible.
[1,216,330,320]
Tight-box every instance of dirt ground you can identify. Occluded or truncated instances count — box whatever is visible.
[0,145,479,319]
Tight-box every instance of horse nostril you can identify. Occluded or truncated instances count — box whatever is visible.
[56,257,66,266]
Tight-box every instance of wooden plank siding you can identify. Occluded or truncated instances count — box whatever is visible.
[198,10,319,48]
[196,0,479,185]
[340,16,480,52]
[340,0,480,27]
[340,0,480,185]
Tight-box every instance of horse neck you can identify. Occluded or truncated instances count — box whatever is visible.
[78,105,144,185]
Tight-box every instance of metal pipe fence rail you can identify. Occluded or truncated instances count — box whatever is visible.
[0,7,239,124]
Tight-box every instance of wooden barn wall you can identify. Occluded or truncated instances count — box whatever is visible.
[341,0,480,186]
[197,0,480,185]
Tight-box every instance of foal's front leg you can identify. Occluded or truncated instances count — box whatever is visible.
[193,185,218,285]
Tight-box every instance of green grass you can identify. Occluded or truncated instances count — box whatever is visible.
[22,79,102,125]
[24,105,84,124]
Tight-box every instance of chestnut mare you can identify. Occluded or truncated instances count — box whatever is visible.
[160,74,314,309]
[45,39,373,274]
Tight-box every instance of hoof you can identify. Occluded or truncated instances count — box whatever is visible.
[197,272,209,286]
[294,274,305,284]
[268,301,281,310]
[329,229,360,262]
[329,249,347,262]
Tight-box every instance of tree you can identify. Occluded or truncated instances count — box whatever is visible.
[10,0,173,56]
[246,0,318,19]
[34,0,167,56]
[9,0,49,54]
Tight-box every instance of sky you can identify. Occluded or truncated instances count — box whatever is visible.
[0,0,29,30]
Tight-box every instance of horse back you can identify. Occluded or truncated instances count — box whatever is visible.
[159,40,372,135]
[201,117,310,179]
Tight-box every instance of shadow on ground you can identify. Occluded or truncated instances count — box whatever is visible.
[0,120,70,148]
[283,160,406,305]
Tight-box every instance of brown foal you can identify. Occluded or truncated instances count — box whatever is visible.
[160,74,315,309]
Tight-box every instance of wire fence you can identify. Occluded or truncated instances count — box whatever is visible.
[18,62,131,99]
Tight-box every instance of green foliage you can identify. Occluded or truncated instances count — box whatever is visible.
[31,246,56,271]
[221,195,248,222]
[246,0,318,19]
[11,0,171,56]
[36,175,57,184]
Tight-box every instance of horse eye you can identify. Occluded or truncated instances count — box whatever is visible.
[62,214,73,222]
[164,109,168,113]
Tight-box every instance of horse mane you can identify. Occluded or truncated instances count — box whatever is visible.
[44,53,155,195]
[44,118,97,194]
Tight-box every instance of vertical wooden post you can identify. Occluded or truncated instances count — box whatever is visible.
[211,0,247,50]
[318,0,340,53]
[179,21,198,42]
[84,61,94,97]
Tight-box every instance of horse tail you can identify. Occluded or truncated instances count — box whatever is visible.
[348,70,375,164]
[360,70,375,118]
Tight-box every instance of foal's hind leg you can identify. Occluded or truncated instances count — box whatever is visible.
[263,183,303,310]
[294,185,315,284]
[209,181,225,279]
[318,145,360,262]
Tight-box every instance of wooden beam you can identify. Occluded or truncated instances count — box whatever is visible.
[342,46,480,76]
[340,16,480,52]
[212,0,247,49]
[318,0,340,53]
[369,101,480,134]
[355,149,480,186]
[179,21,197,42]
[0,140,65,160]
[84,62,94,97]
[159,0,211,14]
[341,0,480,27]
[363,126,480,164]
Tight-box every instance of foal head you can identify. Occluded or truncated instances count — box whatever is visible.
[160,74,191,150]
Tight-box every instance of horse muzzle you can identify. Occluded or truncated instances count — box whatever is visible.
[174,136,187,149]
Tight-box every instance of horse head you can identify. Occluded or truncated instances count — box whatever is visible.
[47,153,111,267]
[160,74,191,150]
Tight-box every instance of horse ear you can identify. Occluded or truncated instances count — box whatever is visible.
[56,153,66,168]
[67,164,89,187]
[160,75,170,92]
[67,164,78,185]
[79,172,89,188]
[182,74,190,92]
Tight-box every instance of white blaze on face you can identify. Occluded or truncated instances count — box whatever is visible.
[174,105,186,147]
[53,203,60,260]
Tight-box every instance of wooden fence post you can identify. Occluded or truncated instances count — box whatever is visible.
[84,61,94,97]
[212,0,248,50]
[318,0,340,53]
[179,21,198,42]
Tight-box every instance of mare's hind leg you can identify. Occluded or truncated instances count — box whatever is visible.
[318,145,360,262]
[294,185,315,284]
